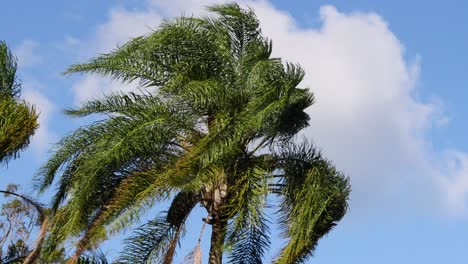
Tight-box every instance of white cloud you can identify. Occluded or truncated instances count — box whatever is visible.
[22,82,56,156]
[70,5,164,103]
[70,0,468,215]
[147,0,219,17]
[439,151,468,214]
[92,7,163,55]
[14,40,43,68]
[246,2,468,215]
[72,75,139,105]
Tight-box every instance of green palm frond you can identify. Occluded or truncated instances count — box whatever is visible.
[226,165,271,264]
[116,216,175,264]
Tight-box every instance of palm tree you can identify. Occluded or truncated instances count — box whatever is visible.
[0,41,38,165]
[38,4,350,264]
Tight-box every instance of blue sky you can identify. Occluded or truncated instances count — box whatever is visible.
[2,0,468,263]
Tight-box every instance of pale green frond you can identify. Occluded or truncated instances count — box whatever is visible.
[207,3,261,58]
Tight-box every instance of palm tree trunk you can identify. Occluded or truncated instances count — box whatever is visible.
[0,190,47,264]
[23,218,49,264]
[208,216,226,264]
[67,248,84,264]
[163,224,183,264]
[203,176,228,264]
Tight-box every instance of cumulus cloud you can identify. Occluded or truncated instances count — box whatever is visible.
[69,0,468,215]
[248,2,468,215]
[70,4,164,104]
[91,7,163,55]
[72,75,140,105]
[14,40,43,68]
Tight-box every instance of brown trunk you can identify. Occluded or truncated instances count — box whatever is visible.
[163,225,183,264]
[205,181,228,264]
[23,218,49,264]
[208,216,226,264]
[66,247,85,264]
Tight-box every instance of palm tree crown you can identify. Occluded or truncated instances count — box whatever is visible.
[38,4,350,264]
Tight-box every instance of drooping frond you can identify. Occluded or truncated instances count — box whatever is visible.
[116,191,197,264]
[226,164,271,264]
[64,37,158,87]
[37,94,198,257]
[273,141,350,263]
[116,216,174,264]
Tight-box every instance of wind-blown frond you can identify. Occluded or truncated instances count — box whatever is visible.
[226,165,271,264]
[273,141,350,263]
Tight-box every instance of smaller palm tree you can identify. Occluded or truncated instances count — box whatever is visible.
[0,41,38,164]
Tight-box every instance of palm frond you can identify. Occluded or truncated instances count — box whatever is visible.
[226,166,271,264]
[117,191,197,264]
[273,141,350,263]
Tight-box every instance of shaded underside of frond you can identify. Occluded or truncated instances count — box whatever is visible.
[116,191,198,264]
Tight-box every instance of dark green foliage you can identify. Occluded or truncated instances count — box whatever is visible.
[2,240,29,264]
[38,3,350,263]
[78,250,108,264]
[0,41,21,98]
[116,215,179,264]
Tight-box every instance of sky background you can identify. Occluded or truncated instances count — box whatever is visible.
[1,0,468,263]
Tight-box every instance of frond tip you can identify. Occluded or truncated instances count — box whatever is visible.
[274,141,351,263]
